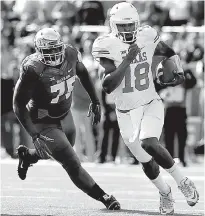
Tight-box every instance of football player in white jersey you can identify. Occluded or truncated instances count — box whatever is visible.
[92,2,199,215]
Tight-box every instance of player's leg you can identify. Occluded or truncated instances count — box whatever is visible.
[176,108,187,166]
[60,111,97,192]
[140,100,199,207]
[111,120,120,162]
[38,126,120,209]
[164,110,176,158]
[63,110,94,161]
[116,108,170,191]
[140,100,174,169]
[16,122,54,180]
[116,108,174,214]
[41,113,120,209]
[99,118,110,163]
[60,111,76,147]
[126,105,174,214]
[177,125,187,167]
[60,111,98,189]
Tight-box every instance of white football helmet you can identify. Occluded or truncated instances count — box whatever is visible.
[109,2,140,43]
[34,28,65,66]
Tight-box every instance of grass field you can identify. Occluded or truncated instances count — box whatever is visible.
[1,159,204,216]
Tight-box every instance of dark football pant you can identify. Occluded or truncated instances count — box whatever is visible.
[34,110,76,159]
[32,110,96,194]
[164,107,187,164]
[100,118,120,162]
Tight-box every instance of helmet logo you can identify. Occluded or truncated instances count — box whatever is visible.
[36,38,60,47]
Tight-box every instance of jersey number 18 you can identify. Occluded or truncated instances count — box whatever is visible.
[123,62,150,93]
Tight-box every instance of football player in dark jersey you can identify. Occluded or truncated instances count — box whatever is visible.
[13,28,120,210]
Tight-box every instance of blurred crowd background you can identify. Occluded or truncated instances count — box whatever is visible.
[1,0,204,167]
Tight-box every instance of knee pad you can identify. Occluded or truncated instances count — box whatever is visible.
[142,158,160,180]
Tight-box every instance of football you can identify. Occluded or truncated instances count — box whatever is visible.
[160,59,177,83]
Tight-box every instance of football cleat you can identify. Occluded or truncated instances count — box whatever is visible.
[101,194,121,210]
[178,177,199,206]
[17,145,33,180]
[159,186,175,215]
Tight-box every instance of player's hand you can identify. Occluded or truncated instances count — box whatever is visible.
[32,133,53,158]
[169,72,185,86]
[157,69,185,87]
[156,68,166,86]
[87,101,101,125]
[125,43,141,62]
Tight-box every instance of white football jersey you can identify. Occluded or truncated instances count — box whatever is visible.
[92,25,161,110]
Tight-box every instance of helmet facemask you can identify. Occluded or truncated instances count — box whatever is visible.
[37,43,65,66]
[109,2,140,44]
[34,30,65,66]
[114,22,139,43]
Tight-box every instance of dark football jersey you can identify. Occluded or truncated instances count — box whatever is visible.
[19,45,79,123]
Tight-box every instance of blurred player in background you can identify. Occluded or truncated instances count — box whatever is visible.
[13,28,120,210]
[92,2,199,215]
[156,69,197,167]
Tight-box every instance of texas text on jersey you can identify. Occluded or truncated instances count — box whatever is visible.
[92,25,161,110]
[19,44,80,123]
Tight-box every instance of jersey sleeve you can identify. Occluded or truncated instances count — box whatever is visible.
[15,62,39,106]
[92,35,116,61]
[19,62,38,82]
[65,44,82,63]
[137,25,161,48]
[144,25,160,44]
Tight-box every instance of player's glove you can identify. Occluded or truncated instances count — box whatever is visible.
[87,101,101,125]
[32,133,53,158]
[32,133,54,142]
[157,69,185,87]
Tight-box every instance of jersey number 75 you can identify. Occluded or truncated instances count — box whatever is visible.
[50,76,76,103]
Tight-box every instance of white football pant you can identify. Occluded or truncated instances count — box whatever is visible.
[116,99,164,163]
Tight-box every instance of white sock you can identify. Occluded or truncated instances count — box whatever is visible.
[165,162,186,186]
[151,173,171,194]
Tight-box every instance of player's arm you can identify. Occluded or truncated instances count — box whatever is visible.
[76,61,100,105]
[99,44,140,94]
[154,41,185,86]
[76,60,101,125]
[13,65,39,138]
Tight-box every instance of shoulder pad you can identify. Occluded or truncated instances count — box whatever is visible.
[22,54,45,76]
[65,44,79,62]
[19,55,40,81]
[92,34,117,61]
[65,44,76,52]
[138,25,160,45]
